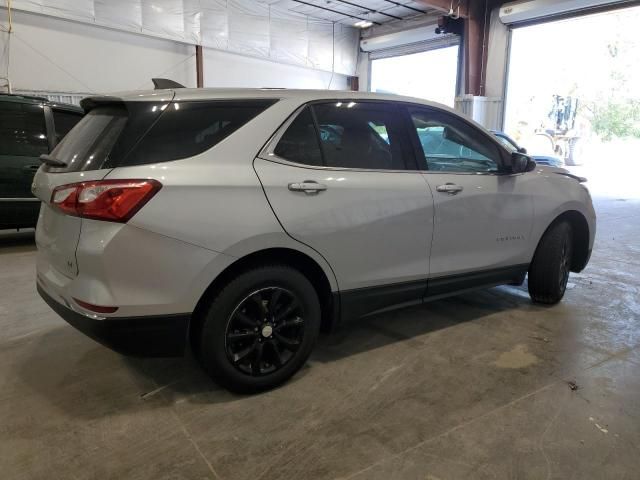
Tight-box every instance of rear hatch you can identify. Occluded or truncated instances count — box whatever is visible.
[33,91,175,278]
[34,90,278,279]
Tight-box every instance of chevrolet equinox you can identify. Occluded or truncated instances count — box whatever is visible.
[34,89,596,392]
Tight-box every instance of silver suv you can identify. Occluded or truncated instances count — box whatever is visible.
[33,89,596,392]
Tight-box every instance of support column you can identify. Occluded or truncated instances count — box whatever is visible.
[195,45,204,88]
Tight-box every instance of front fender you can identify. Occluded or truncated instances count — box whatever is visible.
[527,170,596,262]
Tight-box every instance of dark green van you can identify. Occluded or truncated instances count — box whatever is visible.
[0,93,83,230]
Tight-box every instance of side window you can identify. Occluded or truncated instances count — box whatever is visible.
[410,108,501,173]
[312,102,411,170]
[52,109,83,144]
[121,100,276,166]
[274,107,323,166]
[0,102,48,157]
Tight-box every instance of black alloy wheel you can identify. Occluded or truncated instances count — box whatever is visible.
[225,287,305,376]
[196,264,321,393]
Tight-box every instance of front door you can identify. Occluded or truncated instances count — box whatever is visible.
[406,106,534,279]
[255,101,434,316]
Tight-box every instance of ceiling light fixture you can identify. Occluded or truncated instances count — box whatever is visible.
[354,20,373,28]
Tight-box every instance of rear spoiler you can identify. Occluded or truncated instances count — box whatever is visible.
[79,95,124,112]
[79,78,183,112]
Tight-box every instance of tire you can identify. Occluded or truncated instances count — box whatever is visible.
[566,138,582,166]
[197,265,321,393]
[528,221,573,305]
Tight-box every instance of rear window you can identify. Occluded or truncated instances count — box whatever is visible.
[46,105,129,172]
[52,109,84,144]
[0,102,48,157]
[46,99,276,172]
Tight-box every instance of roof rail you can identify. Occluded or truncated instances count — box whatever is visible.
[152,78,185,90]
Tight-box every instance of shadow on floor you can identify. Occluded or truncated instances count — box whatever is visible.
[13,283,542,419]
[0,230,36,254]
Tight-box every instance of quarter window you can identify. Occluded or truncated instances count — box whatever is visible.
[273,107,322,166]
[410,108,501,173]
[122,100,276,166]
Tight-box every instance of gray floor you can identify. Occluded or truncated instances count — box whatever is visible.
[1,194,639,480]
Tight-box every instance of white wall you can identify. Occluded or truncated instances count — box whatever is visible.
[203,48,349,90]
[483,7,511,129]
[485,8,510,98]
[0,9,353,96]
[355,51,370,92]
[1,10,196,94]
[1,0,360,78]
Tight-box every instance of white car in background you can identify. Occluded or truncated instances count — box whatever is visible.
[33,89,596,392]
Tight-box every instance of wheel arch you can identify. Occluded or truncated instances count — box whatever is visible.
[190,247,338,349]
[538,210,591,273]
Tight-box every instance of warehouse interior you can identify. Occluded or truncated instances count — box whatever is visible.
[1,1,640,479]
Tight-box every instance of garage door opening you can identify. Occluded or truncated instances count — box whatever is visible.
[504,5,640,198]
[371,45,459,107]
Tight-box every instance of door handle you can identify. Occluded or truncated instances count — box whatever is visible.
[288,181,328,195]
[23,165,40,172]
[436,183,463,195]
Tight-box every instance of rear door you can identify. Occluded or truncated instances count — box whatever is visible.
[255,101,434,313]
[406,106,534,278]
[0,100,48,199]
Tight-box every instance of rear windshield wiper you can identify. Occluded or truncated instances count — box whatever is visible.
[39,154,67,168]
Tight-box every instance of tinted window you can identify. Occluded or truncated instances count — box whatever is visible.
[312,102,411,170]
[122,100,276,166]
[52,109,83,144]
[494,133,518,152]
[0,102,48,156]
[274,107,322,166]
[46,105,128,172]
[410,108,500,173]
[46,100,276,172]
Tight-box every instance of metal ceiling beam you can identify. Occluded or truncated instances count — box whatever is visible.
[291,0,383,25]
[333,0,403,20]
[382,1,428,14]
[415,0,470,17]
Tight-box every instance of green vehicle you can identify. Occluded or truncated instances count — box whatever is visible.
[0,93,83,230]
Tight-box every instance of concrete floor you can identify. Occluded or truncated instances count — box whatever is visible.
[1,193,639,480]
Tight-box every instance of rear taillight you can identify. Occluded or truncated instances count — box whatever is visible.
[51,179,161,222]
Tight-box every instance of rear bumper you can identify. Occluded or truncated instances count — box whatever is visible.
[37,283,190,357]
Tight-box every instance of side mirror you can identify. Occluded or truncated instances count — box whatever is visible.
[511,152,536,173]
[518,146,527,154]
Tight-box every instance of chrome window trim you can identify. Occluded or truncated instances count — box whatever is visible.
[259,99,515,176]
[258,155,423,175]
